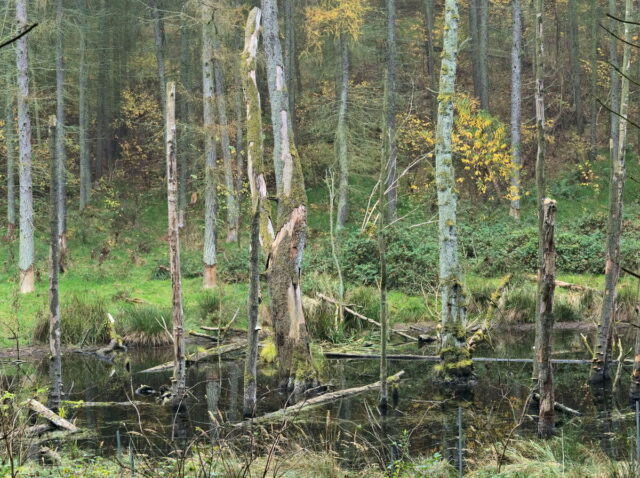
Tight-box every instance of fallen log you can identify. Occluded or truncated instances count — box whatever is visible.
[323,352,627,365]
[237,371,405,426]
[201,326,246,334]
[139,341,247,373]
[316,293,418,342]
[61,400,155,408]
[526,275,598,293]
[532,392,581,416]
[25,399,79,433]
[188,331,219,342]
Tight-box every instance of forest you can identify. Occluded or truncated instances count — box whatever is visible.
[0,0,639,476]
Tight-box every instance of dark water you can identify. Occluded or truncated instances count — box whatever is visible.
[2,326,639,469]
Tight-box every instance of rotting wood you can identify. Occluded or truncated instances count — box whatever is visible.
[316,293,418,342]
[24,399,78,433]
[189,331,219,342]
[139,341,247,373]
[532,392,581,416]
[201,326,246,334]
[235,370,405,426]
[526,275,598,293]
[60,400,156,408]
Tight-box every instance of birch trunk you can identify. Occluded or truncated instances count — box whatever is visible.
[16,0,34,294]
[435,0,474,386]
[385,0,398,222]
[591,0,632,384]
[55,0,67,269]
[5,75,16,240]
[48,115,63,412]
[336,33,349,230]
[202,3,218,289]
[166,83,186,409]
[509,0,522,220]
[79,5,90,211]
[536,199,557,438]
[212,15,240,243]
[241,7,264,418]
[568,0,583,134]
[261,0,317,393]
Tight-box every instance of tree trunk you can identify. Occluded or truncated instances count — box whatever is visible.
[202,3,218,289]
[178,14,192,229]
[16,0,34,294]
[261,0,317,394]
[568,0,583,134]
[284,0,297,138]
[212,15,240,243]
[591,0,631,384]
[629,308,640,403]
[241,7,264,418]
[532,0,547,382]
[378,134,389,414]
[478,0,489,110]
[434,0,474,386]
[336,33,349,230]
[385,0,398,222]
[166,82,186,409]
[509,0,522,220]
[469,0,481,100]
[48,115,63,412]
[5,74,16,240]
[55,0,67,270]
[536,199,557,438]
[588,0,599,162]
[152,0,166,123]
[79,4,90,211]
[423,0,438,120]
[95,0,109,179]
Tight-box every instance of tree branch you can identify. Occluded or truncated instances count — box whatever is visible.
[596,98,640,131]
[0,23,38,50]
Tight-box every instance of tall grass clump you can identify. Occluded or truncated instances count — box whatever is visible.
[119,304,173,347]
[33,296,112,345]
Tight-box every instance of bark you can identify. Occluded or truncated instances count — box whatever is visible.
[532,0,546,381]
[535,199,557,438]
[591,0,631,384]
[95,0,109,178]
[48,116,63,412]
[178,14,192,228]
[435,0,474,386]
[202,3,218,289]
[478,0,489,110]
[423,0,438,120]
[166,82,186,409]
[568,0,584,134]
[469,0,481,100]
[261,0,317,393]
[241,7,263,419]
[379,146,389,413]
[630,307,640,402]
[25,400,78,433]
[152,0,167,122]
[16,0,34,294]
[509,0,522,220]
[385,0,398,222]
[211,14,240,243]
[336,33,349,230]
[284,0,297,138]
[55,0,67,270]
[588,0,599,162]
[79,3,90,211]
[5,74,16,240]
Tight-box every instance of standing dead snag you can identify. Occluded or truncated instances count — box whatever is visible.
[240,7,266,418]
[434,0,474,387]
[166,82,186,408]
[261,0,317,394]
[591,0,634,384]
[535,199,557,438]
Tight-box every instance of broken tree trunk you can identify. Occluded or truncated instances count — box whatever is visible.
[237,371,405,426]
[25,399,78,433]
[535,198,557,438]
[316,293,418,342]
[139,341,247,373]
[526,275,598,293]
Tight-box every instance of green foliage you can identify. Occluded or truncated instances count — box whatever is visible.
[195,289,223,323]
[32,296,112,346]
[119,304,173,347]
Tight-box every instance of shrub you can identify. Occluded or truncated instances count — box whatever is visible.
[119,304,173,347]
[33,296,112,345]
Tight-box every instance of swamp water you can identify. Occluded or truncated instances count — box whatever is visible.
[2,326,639,471]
